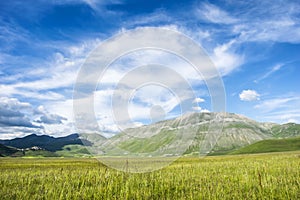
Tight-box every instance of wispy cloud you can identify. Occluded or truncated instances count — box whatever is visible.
[194,1,300,44]
[0,38,100,100]
[122,9,171,27]
[77,0,122,11]
[0,18,30,51]
[254,63,284,83]
[251,94,300,123]
[231,1,300,43]
[196,3,238,24]
[254,96,299,113]
[263,110,300,124]
[211,40,244,76]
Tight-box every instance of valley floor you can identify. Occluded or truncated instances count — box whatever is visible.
[0,151,300,199]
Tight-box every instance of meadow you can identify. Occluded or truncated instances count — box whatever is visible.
[0,152,300,199]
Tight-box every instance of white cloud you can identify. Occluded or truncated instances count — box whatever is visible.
[0,97,39,129]
[211,40,244,76]
[287,118,299,124]
[0,97,73,139]
[45,99,74,121]
[0,126,42,140]
[192,106,202,111]
[197,3,238,24]
[193,97,205,103]
[192,106,210,113]
[201,109,210,113]
[128,85,180,120]
[93,84,183,132]
[239,90,260,101]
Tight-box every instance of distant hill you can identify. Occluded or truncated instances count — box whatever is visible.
[0,133,92,152]
[0,144,24,157]
[230,136,300,155]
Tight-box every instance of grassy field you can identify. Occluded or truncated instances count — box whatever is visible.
[0,152,300,199]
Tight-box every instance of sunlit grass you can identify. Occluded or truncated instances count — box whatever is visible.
[0,152,300,199]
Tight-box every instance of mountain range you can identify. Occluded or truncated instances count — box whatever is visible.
[0,134,91,157]
[1,112,300,157]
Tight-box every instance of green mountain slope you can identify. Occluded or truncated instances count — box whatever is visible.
[230,136,300,155]
[56,145,91,157]
[0,144,24,157]
[271,123,300,138]
[118,129,176,153]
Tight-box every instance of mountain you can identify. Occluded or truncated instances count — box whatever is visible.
[0,133,92,152]
[101,112,300,156]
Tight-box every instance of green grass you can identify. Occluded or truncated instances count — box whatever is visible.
[0,152,300,199]
[224,123,255,129]
[231,136,300,155]
[24,150,58,157]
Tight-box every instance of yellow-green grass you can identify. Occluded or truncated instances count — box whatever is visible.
[0,152,300,199]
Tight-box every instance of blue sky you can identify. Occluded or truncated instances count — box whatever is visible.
[0,0,300,139]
